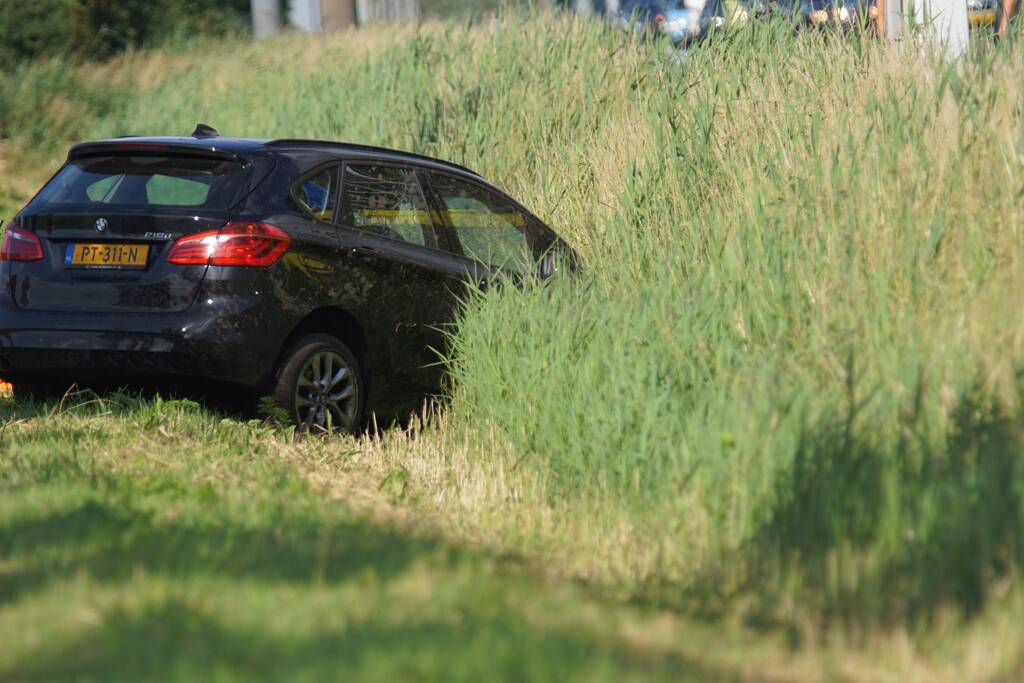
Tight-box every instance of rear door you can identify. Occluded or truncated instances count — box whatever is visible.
[334,162,466,394]
[11,153,253,313]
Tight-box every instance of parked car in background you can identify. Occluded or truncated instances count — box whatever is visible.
[771,0,876,28]
[802,0,874,27]
[0,127,573,431]
[617,0,879,37]
[616,0,726,48]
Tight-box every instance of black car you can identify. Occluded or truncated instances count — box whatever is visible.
[0,127,571,431]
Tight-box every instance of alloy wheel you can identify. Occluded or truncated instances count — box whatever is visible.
[295,350,357,431]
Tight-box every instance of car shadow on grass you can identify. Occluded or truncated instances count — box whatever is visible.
[2,380,263,420]
[0,382,434,435]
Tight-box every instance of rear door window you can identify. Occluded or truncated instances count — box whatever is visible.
[338,165,438,249]
[28,155,248,211]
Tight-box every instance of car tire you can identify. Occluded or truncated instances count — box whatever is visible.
[272,334,364,434]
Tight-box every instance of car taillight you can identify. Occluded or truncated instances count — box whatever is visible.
[167,222,291,267]
[0,224,43,262]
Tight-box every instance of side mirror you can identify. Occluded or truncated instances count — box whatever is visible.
[539,250,558,279]
[539,244,579,279]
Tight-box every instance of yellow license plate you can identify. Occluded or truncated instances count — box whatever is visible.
[66,243,150,268]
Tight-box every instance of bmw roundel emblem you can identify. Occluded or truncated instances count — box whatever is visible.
[95,218,108,232]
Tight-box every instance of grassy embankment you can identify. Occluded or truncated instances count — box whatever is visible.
[2,12,1024,680]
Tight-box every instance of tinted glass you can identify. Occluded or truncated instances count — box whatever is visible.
[339,165,433,247]
[28,155,247,211]
[295,168,338,221]
[428,173,535,270]
[146,175,211,205]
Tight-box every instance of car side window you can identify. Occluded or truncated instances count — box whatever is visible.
[295,168,338,221]
[427,173,535,271]
[339,165,433,248]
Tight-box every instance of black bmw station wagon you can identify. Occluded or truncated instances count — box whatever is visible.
[0,127,570,431]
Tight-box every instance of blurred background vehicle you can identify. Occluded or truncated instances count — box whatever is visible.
[616,0,727,48]
[772,0,877,29]
[614,0,884,47]
[807,0,876,28]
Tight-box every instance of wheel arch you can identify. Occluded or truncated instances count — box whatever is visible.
[274,307,371,393]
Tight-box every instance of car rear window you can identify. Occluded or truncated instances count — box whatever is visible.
[27,155,249,211]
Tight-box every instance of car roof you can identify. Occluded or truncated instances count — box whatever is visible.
[266,139,482,178]
[68,136,482,178]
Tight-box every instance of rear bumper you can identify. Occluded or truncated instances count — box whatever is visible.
[0,330,259,387]
[0,291,288,389]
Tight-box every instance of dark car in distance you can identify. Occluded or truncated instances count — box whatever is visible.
[0,127,571,432]
[617,0,724,48]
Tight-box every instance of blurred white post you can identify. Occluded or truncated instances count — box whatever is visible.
[356,0,419,23]
[605,0,620,15]
[883,0,969,59]
[251,0,282,37]
[289,0,323,31]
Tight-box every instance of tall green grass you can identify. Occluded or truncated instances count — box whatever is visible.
[2,11,1023,627]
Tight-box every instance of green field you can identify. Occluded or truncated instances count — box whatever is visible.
[2,11,1024,681]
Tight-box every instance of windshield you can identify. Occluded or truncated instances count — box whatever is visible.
[27,155,248,212]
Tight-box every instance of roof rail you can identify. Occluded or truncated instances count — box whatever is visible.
[266,139,481,177]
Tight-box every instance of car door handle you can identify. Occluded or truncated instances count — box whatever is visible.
[348,246,378,260]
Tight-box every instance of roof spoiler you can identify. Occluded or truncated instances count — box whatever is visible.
[68,140,244,163]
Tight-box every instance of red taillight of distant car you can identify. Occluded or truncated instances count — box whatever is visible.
[0,225,44,262]
[167,221,291,267]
